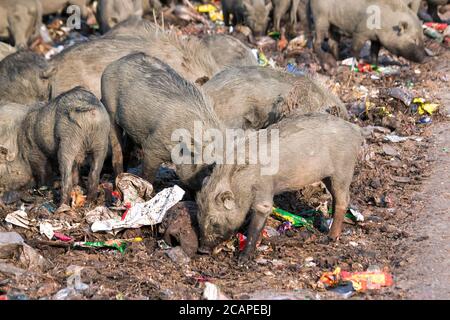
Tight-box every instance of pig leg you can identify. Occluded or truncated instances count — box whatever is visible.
[351,34,367,62]
[239,191,273,265]
[109,122,124,176]
[29,151,52,187]
[312,17,329,57]
[325,176,350,240]
[369,40,381,66]
[274,0,290,32]
[72,164,80,187]
[58,143,81,205]
[328,29,341,61]
[87,146,108,202]
[223,4,230,26]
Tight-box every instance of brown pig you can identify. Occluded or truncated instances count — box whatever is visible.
[196,113,363,264]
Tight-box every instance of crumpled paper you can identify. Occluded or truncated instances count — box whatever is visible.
[5,206,31,229]
[115,173,153,206]
[90,185,185,233]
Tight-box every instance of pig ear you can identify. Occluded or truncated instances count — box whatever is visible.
[202,176,210,187]
[40,65,56,79]
[216,191,236,210]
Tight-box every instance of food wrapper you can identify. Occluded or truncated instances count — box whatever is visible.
[73,237,142,254]
[272,208,315,231]
[319,267,394,292]
[412,98,439,115]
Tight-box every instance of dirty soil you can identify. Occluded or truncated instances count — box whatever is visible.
[1,5,450,300]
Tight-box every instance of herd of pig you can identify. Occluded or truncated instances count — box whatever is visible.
[0,0,446,263]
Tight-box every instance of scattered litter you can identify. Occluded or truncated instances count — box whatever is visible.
[319,267,393,292]
[71,187,86,209]
[203,282,230,300]
[272,207,315,231]
[85,206,118,224]
[0,232,24,259]
[39,222,54,240]
[53,265,89,300]
[73,237,142,254]
[90,185,185,233]
[115,173,153,206]
[53,232,72,242]
[157,240,171,250]
[166,246,190,265]
[5,207,32,229]
[411,98,439,115]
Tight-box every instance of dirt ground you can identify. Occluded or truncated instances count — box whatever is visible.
[1,6,449,300]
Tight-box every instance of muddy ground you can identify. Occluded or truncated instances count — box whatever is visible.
[1,6,449,300]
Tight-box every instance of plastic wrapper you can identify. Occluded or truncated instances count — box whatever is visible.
[319,267,393,292]
[73,237,142,254]
[115,173,153,206]
[272,207,315,231]
[90,185,185,233]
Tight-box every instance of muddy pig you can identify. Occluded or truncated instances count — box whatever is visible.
[18,87,110,205]
[0,42,16,61]
[0,103,34,192]
[38,0,91,17]
[0,51,55,105]
[102,53,224,190]
[197,113,363,263]
[97,0,143,33]
[311,0,427,69]
[222,0,273,36]
[49,28,222,98]
[0,0,42,48]
[202,66,348,130]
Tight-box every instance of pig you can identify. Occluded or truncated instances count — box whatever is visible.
[102,16,158,39]
[311,0,427,70]
[0,42,16,61]
[202,66,349,130]
[49,27,223,98]
[96,0,143,33]
[272,0,300,34]
[0,0,42,48]
[101,53,224,190]
[0,51,55,105]
[197,113,363,263]
[200,34,258,69]
[222,0,273,36]
[38,0,91,17]
[0,103,34,193]
[404,0,422,13]
[18,87,110,205]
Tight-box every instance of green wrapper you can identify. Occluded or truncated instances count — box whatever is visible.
[72,237,142,254]
[272,207,315,231]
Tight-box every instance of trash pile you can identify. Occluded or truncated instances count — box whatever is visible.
[1,0,449,301]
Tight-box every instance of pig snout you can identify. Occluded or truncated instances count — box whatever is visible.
[403,45,427,63]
